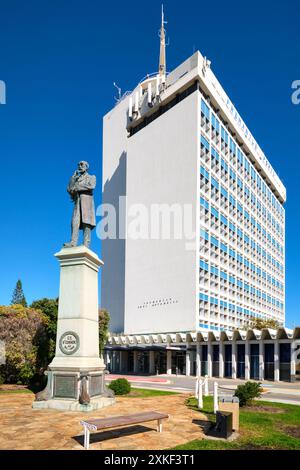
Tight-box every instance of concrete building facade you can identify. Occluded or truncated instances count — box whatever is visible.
[106,328,299,382]
[101,15,295,381]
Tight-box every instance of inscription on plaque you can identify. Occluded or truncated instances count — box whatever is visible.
[54,375,77,399]
[90,374,103,397]
[59,331,80,355]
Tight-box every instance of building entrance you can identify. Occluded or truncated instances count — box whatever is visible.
[250,344,259,379]
[212,345,219,377]
[154,351,167,374]
[201,345,208,375]
[171,351,186,375]
[224,344,232,377]
[237,344,245,378]
[137,351,149,374]
[128,350,134,372]
[280,343,291,381]
[264,344,274,380]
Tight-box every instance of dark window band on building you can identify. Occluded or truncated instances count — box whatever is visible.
[128,80,200,137]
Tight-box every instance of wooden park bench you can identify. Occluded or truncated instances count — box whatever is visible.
[80,411,169,449]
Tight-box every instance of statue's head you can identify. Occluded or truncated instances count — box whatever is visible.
[77,161,89,174]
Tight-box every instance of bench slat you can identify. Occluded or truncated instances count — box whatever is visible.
[81,411,168,430]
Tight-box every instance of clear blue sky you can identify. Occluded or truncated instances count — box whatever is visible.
[0,0,299,328]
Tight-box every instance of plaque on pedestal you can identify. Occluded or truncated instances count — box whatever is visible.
[33,245,115,412]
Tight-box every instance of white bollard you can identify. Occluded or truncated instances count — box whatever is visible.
[213,381,219,414]
[204,375,209,396]
[195,376,199,398]
[198,381,203,409]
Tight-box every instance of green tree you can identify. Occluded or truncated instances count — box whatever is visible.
[11,280,27,307]
[30,298,58,364]
[99,308,110,356]
[0,304,48,385]
[249,317,280,330]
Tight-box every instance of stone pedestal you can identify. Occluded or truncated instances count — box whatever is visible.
[33,246,115,412]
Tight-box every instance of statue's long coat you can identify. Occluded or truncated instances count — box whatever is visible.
[67,172,96,227]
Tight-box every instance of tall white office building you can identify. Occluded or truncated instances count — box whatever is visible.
[102,11,289,379]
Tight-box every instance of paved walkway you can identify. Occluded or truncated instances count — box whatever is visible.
[0,393,206,450]
[108,374,300,405]
[107,375,170,384]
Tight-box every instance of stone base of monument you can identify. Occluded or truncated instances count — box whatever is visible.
[32,245,115,412]
[32,369,115,412]
[33,397,115,412]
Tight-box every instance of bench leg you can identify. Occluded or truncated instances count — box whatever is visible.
[157,419,163,433]
[83,425,90,450]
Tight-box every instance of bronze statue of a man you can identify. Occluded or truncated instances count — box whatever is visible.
[64,161,96,248]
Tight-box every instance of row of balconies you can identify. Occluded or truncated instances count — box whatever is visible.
[201,185,284,235]
[206,233,282,264]
[201,115,210,133]
[200,134,284,220]
[199,266,284,293]
[200,245,283,273]
[199,257,283,284]
[199,281,284,302]
[211,128,220,145]
[200,217,284,260]
[199,227,284,263]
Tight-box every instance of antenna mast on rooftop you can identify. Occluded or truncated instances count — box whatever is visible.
[113,82,122,102]
[159,5,167,78]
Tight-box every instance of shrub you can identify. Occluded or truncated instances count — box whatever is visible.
[234,381,263,406]
[98,308,110,356]
[0,305,48,384]
[108,378,131,395]
[18,362,36,385]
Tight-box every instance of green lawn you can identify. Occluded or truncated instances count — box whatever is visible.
[0,386,177,398]
[0,388,33,395]
[174,396,300,450]
[128,387,179,397]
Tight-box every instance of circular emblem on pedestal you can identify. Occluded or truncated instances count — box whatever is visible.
[59,331,80,355]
